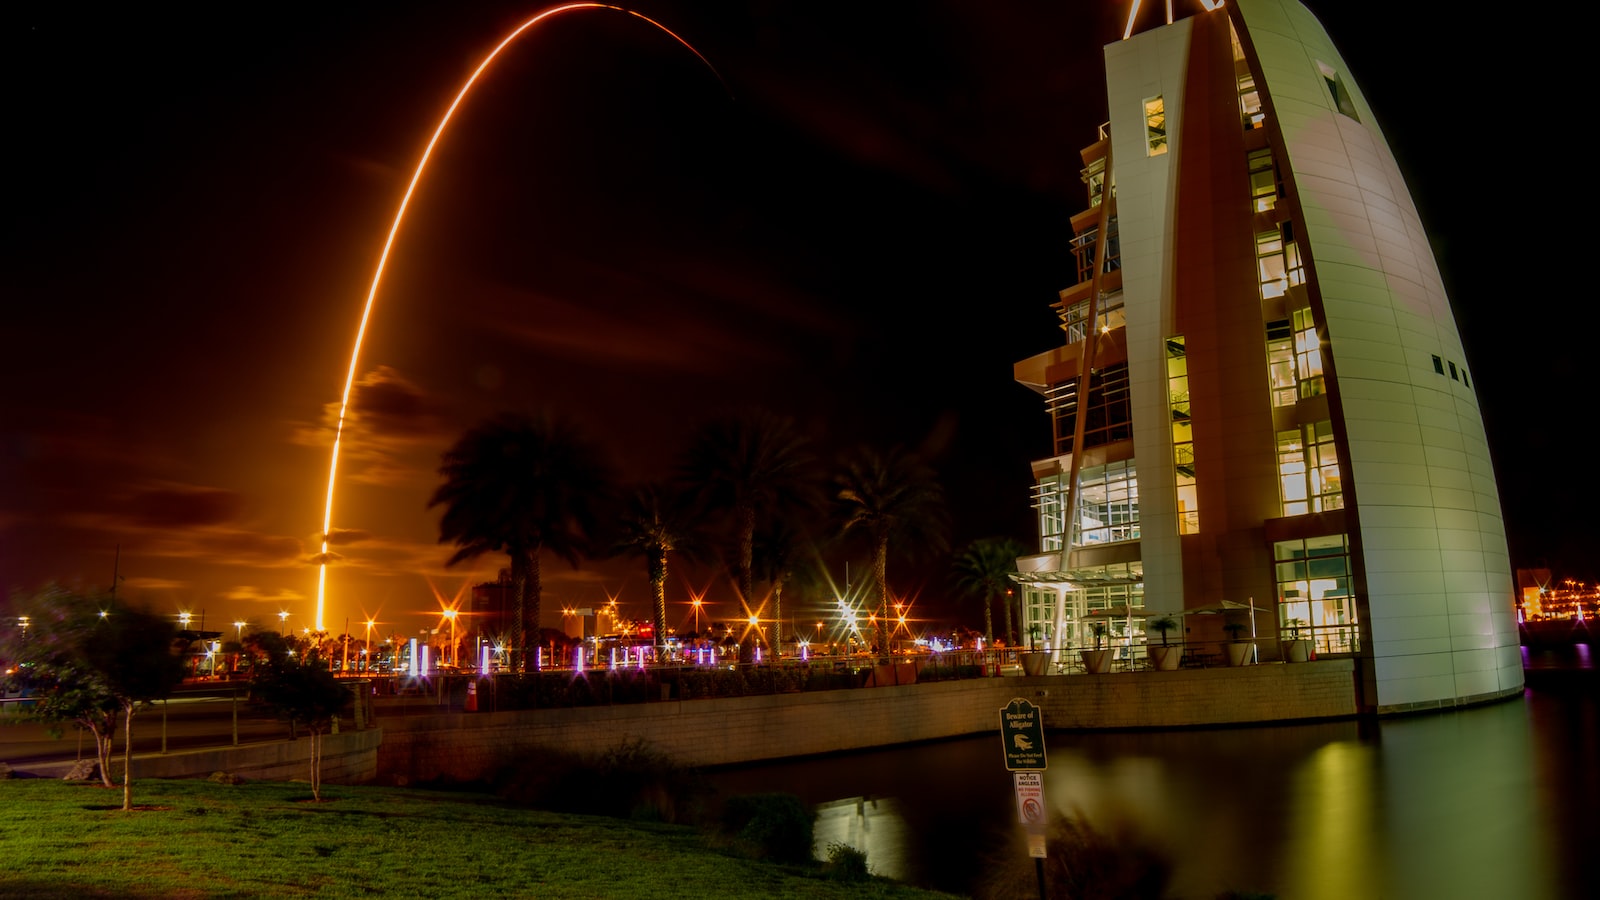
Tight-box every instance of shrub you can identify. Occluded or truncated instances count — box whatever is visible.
[822,841,870,882]
[720,792,815,864]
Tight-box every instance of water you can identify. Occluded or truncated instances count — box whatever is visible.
[704,685,1598,898]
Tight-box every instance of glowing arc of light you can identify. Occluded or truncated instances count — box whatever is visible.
[314,3,727,632]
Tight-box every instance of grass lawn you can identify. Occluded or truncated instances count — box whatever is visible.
[0,777,964,899]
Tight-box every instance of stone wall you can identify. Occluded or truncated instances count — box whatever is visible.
[378,659,1359,783]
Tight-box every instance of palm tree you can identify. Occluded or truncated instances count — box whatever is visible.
[612,482,700,651]
[834,445,950,659]
[428,411,615,673]
[951,537,1025,646]
[677,409,821,639]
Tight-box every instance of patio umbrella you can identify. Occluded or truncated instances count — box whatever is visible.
[1181,599,1260,662]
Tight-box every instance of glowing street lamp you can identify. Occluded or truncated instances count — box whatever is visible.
[692,596,704,634]
[278,610,289,631]
[234,620,246,642]
[364,619,376,672]
[442,608,458,668]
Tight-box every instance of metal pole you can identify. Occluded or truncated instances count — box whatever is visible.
[1035,857,1046,900]
[160,699,168,753]
[232,688,239,746]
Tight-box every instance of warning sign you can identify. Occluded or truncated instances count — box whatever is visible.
[1014,771,1046,825]
[998,697,1048,770]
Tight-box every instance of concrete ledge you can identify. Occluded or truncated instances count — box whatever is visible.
[6,727,383,784]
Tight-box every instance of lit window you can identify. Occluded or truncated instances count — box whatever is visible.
[1074,462,1140,546]
[1276,421,1342,516]
[1256,223,1305,300]
[1266,319,1297,408]
[1274,535,1359,655]
[1144,96,1168,156]
[1292,307,1324,399]
[1237,73,1264,129]
[1247,149,1279,212]
[1167,336,1197,534]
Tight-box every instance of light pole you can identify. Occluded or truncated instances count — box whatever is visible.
[278,610,289,632]
[364,619,376,672]
[692,597,703,634]
[443,608,458,668]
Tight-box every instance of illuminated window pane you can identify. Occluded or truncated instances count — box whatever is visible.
[1144,96,1168,156]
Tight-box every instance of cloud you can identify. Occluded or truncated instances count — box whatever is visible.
[124,484,243,529]
[290,366,452,488]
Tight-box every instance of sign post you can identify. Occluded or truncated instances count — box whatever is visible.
[999,698,1049,899]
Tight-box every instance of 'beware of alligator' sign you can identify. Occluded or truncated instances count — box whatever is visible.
[998,697,1047,771]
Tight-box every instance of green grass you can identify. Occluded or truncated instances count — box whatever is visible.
[0,778,963,899]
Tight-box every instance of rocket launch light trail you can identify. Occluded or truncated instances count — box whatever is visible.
[314,4,727,631]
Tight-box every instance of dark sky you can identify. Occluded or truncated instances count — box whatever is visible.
[4,1,1585,640]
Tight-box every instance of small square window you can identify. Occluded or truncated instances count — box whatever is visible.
[1448,361,1458,381]
[1432,355,1445,374]
[1316,61,1360,121]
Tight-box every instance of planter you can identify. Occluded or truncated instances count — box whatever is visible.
[1284,639,1313,663]
[1225,642,1256,666]
[1080,648,1114,674]
[1148,645,1182,671]
[1020,650,1054,676]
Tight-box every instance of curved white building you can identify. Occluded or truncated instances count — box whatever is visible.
[1012,0,1521,713]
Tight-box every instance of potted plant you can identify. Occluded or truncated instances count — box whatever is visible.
[1019,624,1053,676]
[1222,620,1254,666]
[1146,617,1181,670]
[1282,618,1313,663]
[1080,622,1114,674]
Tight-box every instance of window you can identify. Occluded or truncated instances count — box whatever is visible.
[1292,307,1325,398]
[1432,355,1445,375]
[1074,461,1140,546]
[1274,535,1359,654]
[1032,477,1067,553]
[1048,363,1133,456]
[1461,368,1470,388]
[1277,421,1342,516]
[1247,149,1279,212]
[1144,96,1168,156]
[1448,361,1458,381]
[1266,320,1297,407]
[1167,337,1198,534]
[1061,292,1126,343]
[1317,61,1360,121]
[1257,224,1304,299]
[1237,73,1264,130]
[1069,216,1121,285]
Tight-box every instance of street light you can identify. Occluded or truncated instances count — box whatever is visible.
[364,619,376,672]
[278,610,289,631]
[442,608,458,668]
[233,621,246,642]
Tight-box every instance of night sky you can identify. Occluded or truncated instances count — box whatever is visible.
[5,1,1584,640]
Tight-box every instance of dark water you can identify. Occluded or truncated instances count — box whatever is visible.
[705,682,1598,899]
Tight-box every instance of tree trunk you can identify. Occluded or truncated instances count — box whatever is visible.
[510,550,530,674]
[528,547,543,670]
[121,703,134,810]
[310,728,323,801]
[772,577,784,655]
[984,595,995,646]
[90,715,115,788]
[652,547,668,650]
[737,505,756,615]
[1003,591,1016,647]
[874,534,890,661]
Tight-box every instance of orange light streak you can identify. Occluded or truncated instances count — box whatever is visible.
[314,4,727,631]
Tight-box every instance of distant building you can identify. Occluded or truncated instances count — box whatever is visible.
[1010,0,1521,713]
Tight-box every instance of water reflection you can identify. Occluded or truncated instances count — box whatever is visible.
[704,690,1596,898]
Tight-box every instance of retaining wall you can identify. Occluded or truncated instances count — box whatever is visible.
[378,659,1359,783]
